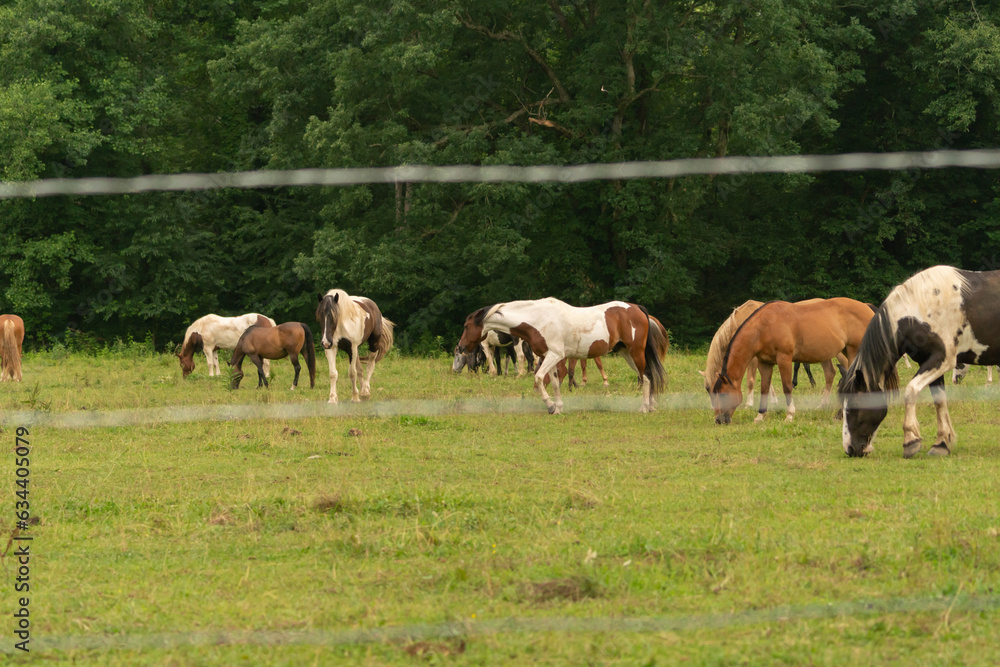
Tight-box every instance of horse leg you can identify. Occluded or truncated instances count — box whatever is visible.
[776,357,796,422]
[804,363,816,387]
[514,342,527,377]
[818,360,836,408]
[594,356,609,387]
[745,358,758,408]
[901,355,952,458]
[361,351,378,397]
[213,348,223,376]
[230,352,245,390]
[621,350,652,413]
[288,351,301,390]
[567,359,578,390]
[792,362,800,388]
[483,341,498,377]
[324,348,339,404]
[204,347,215,376]
[262,358,271,380]
[349,345,362,402]
[580,358,588,385]
[533,354,564,414]
[754,362,775,423]
[928,375,957,455]
[247,353,268,388]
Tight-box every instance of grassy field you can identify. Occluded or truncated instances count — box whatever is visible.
[2,347,1000,665]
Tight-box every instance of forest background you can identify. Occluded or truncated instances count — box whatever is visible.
[1,0,999,351]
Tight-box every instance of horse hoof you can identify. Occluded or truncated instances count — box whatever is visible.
[903,439,922,458]
[351,397,361,404]
[785,414,795,422]
[328,397,338,405]
[928,443,951,456]
[754,413,765,424]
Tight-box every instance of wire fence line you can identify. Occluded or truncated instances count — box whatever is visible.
[4,593,995,654]
[3,149,1000,198]
[2,384,997,430]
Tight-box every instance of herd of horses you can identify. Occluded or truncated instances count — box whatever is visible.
[2,265,998,459]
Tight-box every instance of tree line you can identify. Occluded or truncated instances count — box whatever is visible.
[1,0,998,350]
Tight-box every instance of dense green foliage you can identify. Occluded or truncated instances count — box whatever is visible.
[2,0,999,348]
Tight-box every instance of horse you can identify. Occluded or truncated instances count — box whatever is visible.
[177,313,276,378]
[710,298,875,424]
[702,300,780,412]
[229,323,316,390]
[567,315,669,390]
[480,330,535,377]
[458,298,667,414]
[839,265,1000,458]
[452,343,486,373]
[953,362,994,385]
[0,314,24,382]
[316,290,394,404]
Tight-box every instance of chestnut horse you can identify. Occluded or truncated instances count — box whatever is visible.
[177,313,276,378]
[0,314,24,382]
[459,298,667,414]
[702,300,812,412]
[840,266,1000,458]
[229,323,316,390]
[316,290,394,404]
[711,298,874,424]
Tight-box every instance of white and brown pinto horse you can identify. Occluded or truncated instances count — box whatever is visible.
[0,314,24,382]
[316,290,394,403]
[459,298,667,414]
[840,266,1000,458]
[177,313,276,378]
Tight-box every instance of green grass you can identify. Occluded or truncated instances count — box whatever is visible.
[2,350,1000,664]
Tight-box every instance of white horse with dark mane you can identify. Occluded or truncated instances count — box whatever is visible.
[316,290,395,403]
[840,265,1000,457]
[177,313,276,378]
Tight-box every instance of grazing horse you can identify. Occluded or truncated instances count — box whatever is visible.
[711,298,874,424]
[701,300,779,411]
[953,362,994,385]
[177,313,276,378]
[452,344,486,373]
[229,323,316,390]
[840,265,1000,458]
[316,290,394,404]
[480,330,535,377]
[459,298,667,414]
[0,314,24,382]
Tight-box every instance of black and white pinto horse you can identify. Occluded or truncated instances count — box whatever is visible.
[459,298,667,414]
[839,265,1000,458]
[316,290,394,403]
[452,331,535,375]
[953,362,994,385]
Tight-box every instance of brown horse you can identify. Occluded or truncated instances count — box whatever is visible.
[711,298,875,424]
[229,323,316,390]
[0,314,24,382]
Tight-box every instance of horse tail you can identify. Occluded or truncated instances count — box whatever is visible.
[299,323,316,388]
[373,317,394,363]
[838,303,900,398]
[650,316,670,361]
[2,320,21,381]
[642,312,668,395]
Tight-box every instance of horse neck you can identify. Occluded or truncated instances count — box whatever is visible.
[706,302,760,380]
[721,320,763,385]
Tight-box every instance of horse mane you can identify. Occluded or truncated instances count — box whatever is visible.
[838,304,900,398]
[474,304,502,327]
[181,330,204,356]
[319,289,365,333]
[705,300,763,381]
[718,300,777,379]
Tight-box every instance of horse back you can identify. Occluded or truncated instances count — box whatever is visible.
[354,297,384,345]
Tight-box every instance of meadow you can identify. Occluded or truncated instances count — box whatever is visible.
[2,346,999,665]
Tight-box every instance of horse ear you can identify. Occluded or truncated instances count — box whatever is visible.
[697,370,706,378]
[332,293,340,303]
[318,293,324,302]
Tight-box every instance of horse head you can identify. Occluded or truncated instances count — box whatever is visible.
[177,332,203,378]
[837,370,888,457]
[458,307,489,353]
[316,292,341,350]
[710,372,742,424]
